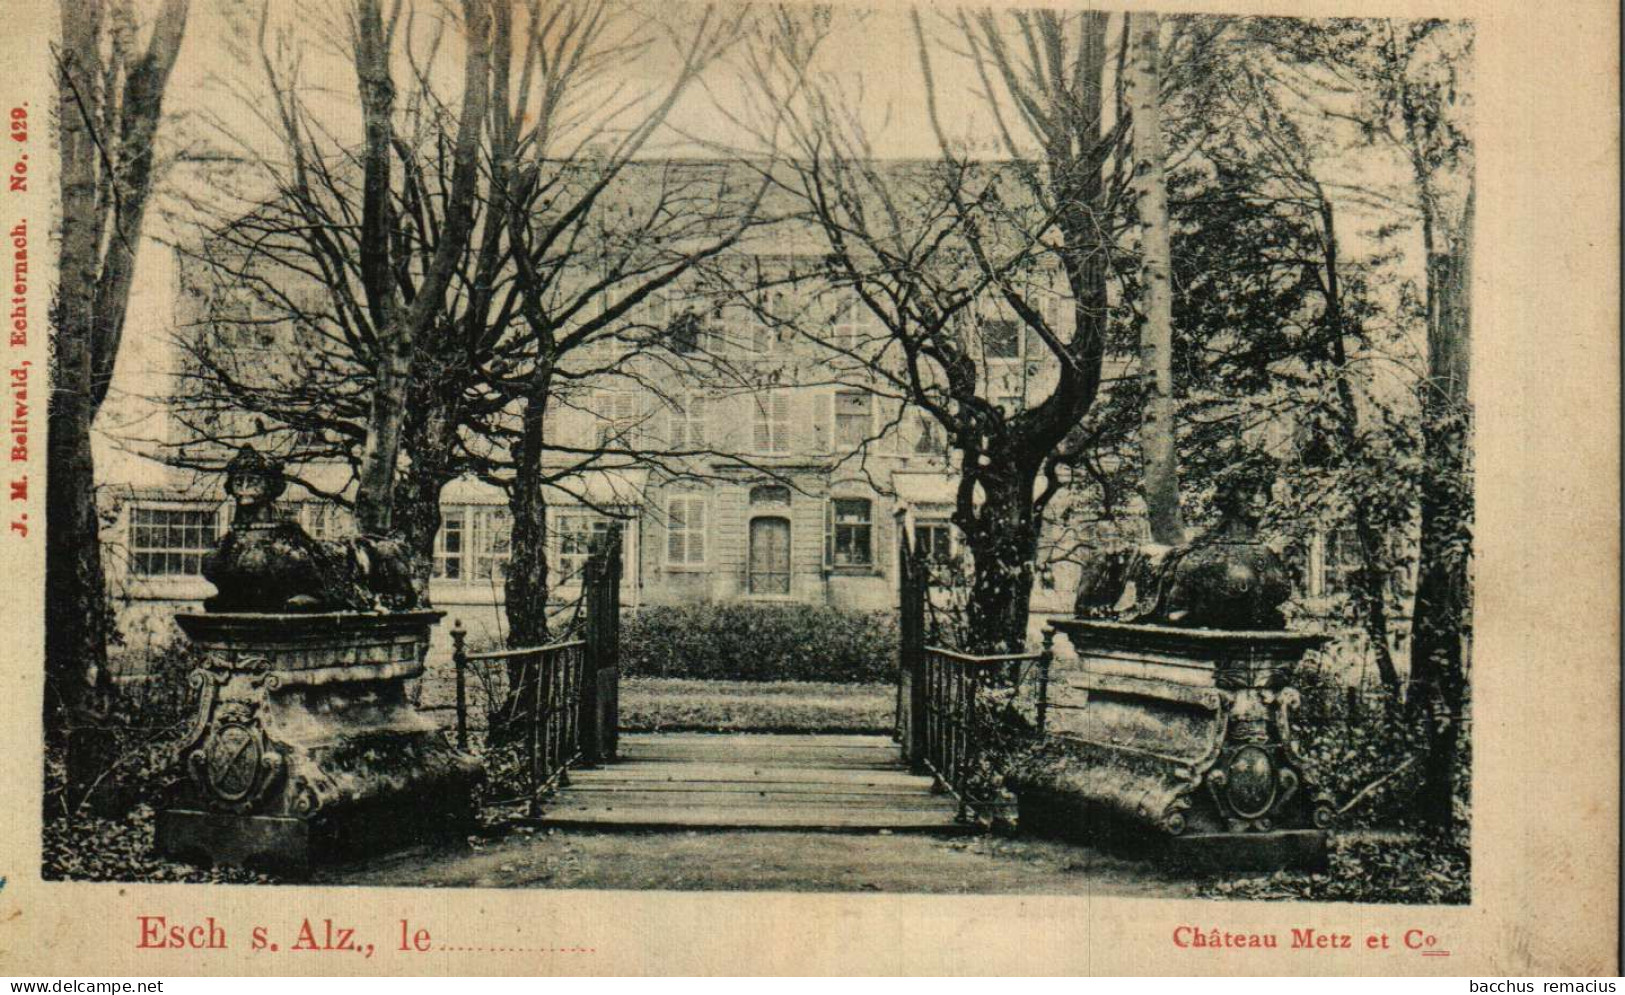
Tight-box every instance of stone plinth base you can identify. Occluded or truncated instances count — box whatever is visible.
[158,611,482,876]
[1017,619,1334,870]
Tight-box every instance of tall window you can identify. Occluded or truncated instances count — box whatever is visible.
[668,393,708,449]
[129,506,219,577]
[832,297,878,353]
[829,498,873,568]
[1322,526,1365,597]
[473,507,512,580]
[434,509,466,580]
[914,519,955,563]
[666,495,707,566]
[834,390,873,448]
[913,413,945,454]
[752,391,791,454]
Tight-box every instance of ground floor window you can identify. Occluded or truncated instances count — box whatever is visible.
[666,495,707,566]
[298,502,355,542]
[129,505,221,577]
[914,519,955,563]
[556,513,622,585]
[434,508,466,580]
[432,506,510,582]
[473,508,512,580]
[829,497,873,568]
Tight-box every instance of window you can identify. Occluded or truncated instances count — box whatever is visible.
[995,390,1025,415]
[914,519,955,563]
[473,507,512,580]
[829,498,873,568]
[434,509,466,580]
[834,390,873,448]
[750,484,792,508]
[750,320,778,355]
[300,503,355,541]
[636,291,672,339]
[832,298,878,353]
[129,506,219,576]
[594,392,641,445]
[669,311,706,354]
[669,393,708,449]
[1322,526,1364,596]
[666,495,707,566]
[752,391,791,454]
[556,513,615,585]
[984,318,1021,359]
[913,413,945,454]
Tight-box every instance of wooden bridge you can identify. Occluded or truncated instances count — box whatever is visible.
[448,527,1042,836]
[539,733,966,833]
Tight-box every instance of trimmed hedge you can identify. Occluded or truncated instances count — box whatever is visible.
[621,602,897,683]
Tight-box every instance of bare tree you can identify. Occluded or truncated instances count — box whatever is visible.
[745,8,1130,650]
[490,1,763,647]
[49,0,190,793]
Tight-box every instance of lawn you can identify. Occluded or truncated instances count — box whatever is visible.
[619,677,894,733]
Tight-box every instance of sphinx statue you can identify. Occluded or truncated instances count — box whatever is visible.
[201,446,418,613]
[1073,480,1290,630]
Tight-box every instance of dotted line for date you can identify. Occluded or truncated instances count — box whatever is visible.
[437,945,597,954]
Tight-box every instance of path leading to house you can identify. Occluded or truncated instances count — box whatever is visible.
[318,733,1199,896]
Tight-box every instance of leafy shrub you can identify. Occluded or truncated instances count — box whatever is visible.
[43,802,275,884]
[620,678,893,733]
[1290,668,1428,827]
[621,603,897,683]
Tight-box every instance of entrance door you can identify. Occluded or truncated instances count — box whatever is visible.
[749,517,791,595]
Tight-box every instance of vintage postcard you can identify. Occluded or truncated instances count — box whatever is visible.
[0,0,1616,977]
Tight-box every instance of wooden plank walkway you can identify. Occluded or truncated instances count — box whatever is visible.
[540,733,968,833]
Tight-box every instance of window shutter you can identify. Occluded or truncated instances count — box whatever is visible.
[772,392,790,452]
[690,498,706,564]
[691,396,707,447]
[753,396,771,452]
[823,499,833,567]
[666,498,685,564]
[812,389,832,452]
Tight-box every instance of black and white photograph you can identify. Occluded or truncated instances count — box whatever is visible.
[32,0,1488,909]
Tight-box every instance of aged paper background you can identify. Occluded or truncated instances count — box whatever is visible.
[0,0,1616,976]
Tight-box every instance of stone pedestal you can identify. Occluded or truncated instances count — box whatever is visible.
[1018,619,1335,870]
[157,611,482,876]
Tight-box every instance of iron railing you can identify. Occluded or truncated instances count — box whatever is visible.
[920,646,1049,821]
[451,624,587,814]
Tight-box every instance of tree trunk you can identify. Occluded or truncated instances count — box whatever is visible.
[492,358,556,743]
[505,358,556,649]
[1409,185,1473,830]
[351,0,490,536]
[1128,11,1186,547]
[959,466,1042,653]
[49,0,188,804]
[392,403,458,604]
[1317,195,1402,690]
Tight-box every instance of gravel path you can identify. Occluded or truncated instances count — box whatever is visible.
[317,825,1200,896]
